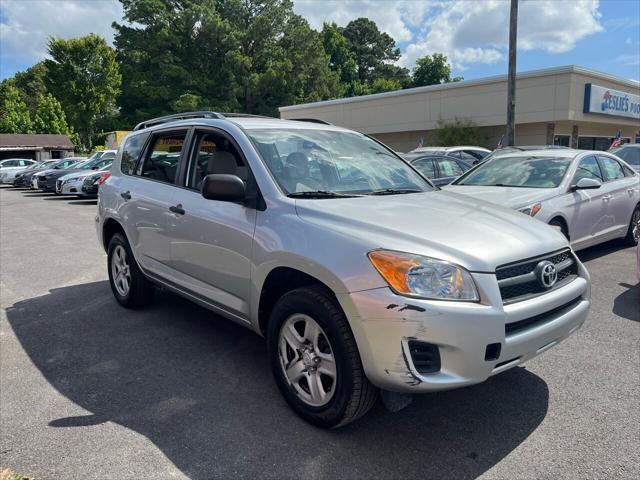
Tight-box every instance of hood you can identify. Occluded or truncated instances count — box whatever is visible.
[294,190,568,272]
[443,185,560,209]
[46,167,86,179]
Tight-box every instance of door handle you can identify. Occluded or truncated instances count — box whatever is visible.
[120,191,131,200]
[169,204,185,215]
[602,194,612,201]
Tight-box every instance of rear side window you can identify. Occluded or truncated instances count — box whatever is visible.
[412,158,435,178]
[120,133,149,175]
[572,156,603,183]
[436,158,464,177]
[598,156,625,182]
[139,131,186,184]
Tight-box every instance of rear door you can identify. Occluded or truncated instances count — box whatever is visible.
[120,128,188,274]
[597,155,638,233]
[166,127,258,320]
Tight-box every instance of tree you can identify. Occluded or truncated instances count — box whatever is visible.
[0,85,33,133]
[33,93,71,135]
[11,62,48,113]
[412,53,463,87]
[342,18,402,84]
[434,117,487,147]
[44,34,121,149]
[321,22,356,85]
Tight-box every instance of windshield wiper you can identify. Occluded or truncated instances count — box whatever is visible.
[287,190,362,198]
[367,188,423,195]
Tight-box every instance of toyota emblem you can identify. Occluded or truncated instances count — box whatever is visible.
[535,260,558,288]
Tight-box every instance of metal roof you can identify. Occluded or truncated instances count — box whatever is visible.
[0,134,74,149]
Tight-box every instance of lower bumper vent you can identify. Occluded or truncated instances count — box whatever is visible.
[407,340,441,374]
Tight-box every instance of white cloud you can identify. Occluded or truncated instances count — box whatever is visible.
[0,0,123,60]
[399,0,603,69]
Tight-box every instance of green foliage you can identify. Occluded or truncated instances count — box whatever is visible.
[0,85,33,133]
[434,117,487,147]
[412,53,463,87]
[33,93,71,135]
[44,34,121,149]
[322,22,356,85]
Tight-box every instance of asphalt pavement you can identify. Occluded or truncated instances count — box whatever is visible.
[1,185,638,480]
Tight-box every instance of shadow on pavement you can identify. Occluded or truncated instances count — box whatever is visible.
[6,282,549,479]
[66,200,97,206]
[42,196,72,201]
[576,240,628,263]
[613,283,640,322]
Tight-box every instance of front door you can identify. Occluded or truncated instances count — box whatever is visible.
[597,155,638,234]
[167,128,257,319]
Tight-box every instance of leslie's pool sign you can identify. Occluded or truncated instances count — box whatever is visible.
[584,83,640,120]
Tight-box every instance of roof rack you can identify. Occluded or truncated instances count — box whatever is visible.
[133,111,274,131]
[291,118,332,125]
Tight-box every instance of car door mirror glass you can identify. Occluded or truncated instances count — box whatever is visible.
[574,177,601,190]
[201,174,246,202]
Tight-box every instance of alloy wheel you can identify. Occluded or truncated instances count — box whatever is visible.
[278,314,337,407]
[111,245,131,296]
[633,209,640,243]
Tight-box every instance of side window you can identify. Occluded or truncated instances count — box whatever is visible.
[140,131,186,184]
[598,156,625,182]
[120,133,149,175]
[459,150,481,162]
[186,131,245,190]
[572,156,603,183]
[3,160,18,167]
[457,160,473,172]
[412,158,436,178]
[436,158,464,177]
[447,151,462,160]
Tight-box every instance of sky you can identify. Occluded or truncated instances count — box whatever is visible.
[1,0,639,82]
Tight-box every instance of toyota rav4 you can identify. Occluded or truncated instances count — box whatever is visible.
[96,112,591,428]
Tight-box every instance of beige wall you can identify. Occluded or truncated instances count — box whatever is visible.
[280,66,639,151]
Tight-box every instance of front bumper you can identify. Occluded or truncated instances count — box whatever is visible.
[338,265,590,393]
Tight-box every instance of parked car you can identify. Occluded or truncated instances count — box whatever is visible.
[97,112,590,428]
[445,148,640,250]
[80,170,111,198]
[482,145,571,163]
[57,158,114,196]
[402,153,473,186]
[32,157,86,191]
[609,144,640,172]
[38,154,116,194]
[408,146,491,164]
[12,160,59,187]
[0,159,37,184]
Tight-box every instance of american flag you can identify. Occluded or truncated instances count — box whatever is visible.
[610,130,622,148]
[496,134,504,149]
[416,136,424,148]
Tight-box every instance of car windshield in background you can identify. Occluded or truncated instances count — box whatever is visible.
[456,156,572,188]
[610,146,640,166]
[247,128,432,196]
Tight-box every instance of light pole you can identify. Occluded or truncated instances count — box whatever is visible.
[506,0,518,146]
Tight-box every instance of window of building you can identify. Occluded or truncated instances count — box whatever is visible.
[578,136,631,151]
[553,135,570,147]
[140,132,186,184]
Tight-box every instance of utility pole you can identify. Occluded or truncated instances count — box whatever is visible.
[506,0,518,146]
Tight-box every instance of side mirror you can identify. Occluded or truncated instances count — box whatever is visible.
[572,177,602,191]
[201,174,246,202]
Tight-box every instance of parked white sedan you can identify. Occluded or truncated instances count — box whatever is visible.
[445,148,640,250]
[0,158,37,184]
[56,159,113,196]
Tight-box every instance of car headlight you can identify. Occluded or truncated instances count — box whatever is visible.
[368,250,479,301]
[518,202,542,217]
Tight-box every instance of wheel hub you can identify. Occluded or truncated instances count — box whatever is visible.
[301,346,321,371]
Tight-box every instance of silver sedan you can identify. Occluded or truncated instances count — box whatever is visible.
[444,148,640,250]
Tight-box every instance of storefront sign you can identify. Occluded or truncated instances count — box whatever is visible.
[583,83,640,119]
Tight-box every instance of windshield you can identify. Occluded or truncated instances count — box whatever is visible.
[247,128,432,196]
[610,146,640,166]
[455,156,572,188]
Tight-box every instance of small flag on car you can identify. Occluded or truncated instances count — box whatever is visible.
[496,134,504,149]
[416,136,424,148]
[610,130,622,148]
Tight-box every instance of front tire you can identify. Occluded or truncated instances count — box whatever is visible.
[267,286,377,428]
[624,205,640,246]
[107,233,155,308]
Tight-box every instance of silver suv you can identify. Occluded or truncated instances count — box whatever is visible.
[97,112,591,428]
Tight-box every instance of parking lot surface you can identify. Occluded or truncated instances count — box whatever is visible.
[1,186,639,480]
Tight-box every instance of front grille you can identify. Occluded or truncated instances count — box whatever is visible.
[505,296,582,336]
[496,249,578,304]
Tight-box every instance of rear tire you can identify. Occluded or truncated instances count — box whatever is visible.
[107,233,155,308]
[267,286,378,428]
[623,205,640,246]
